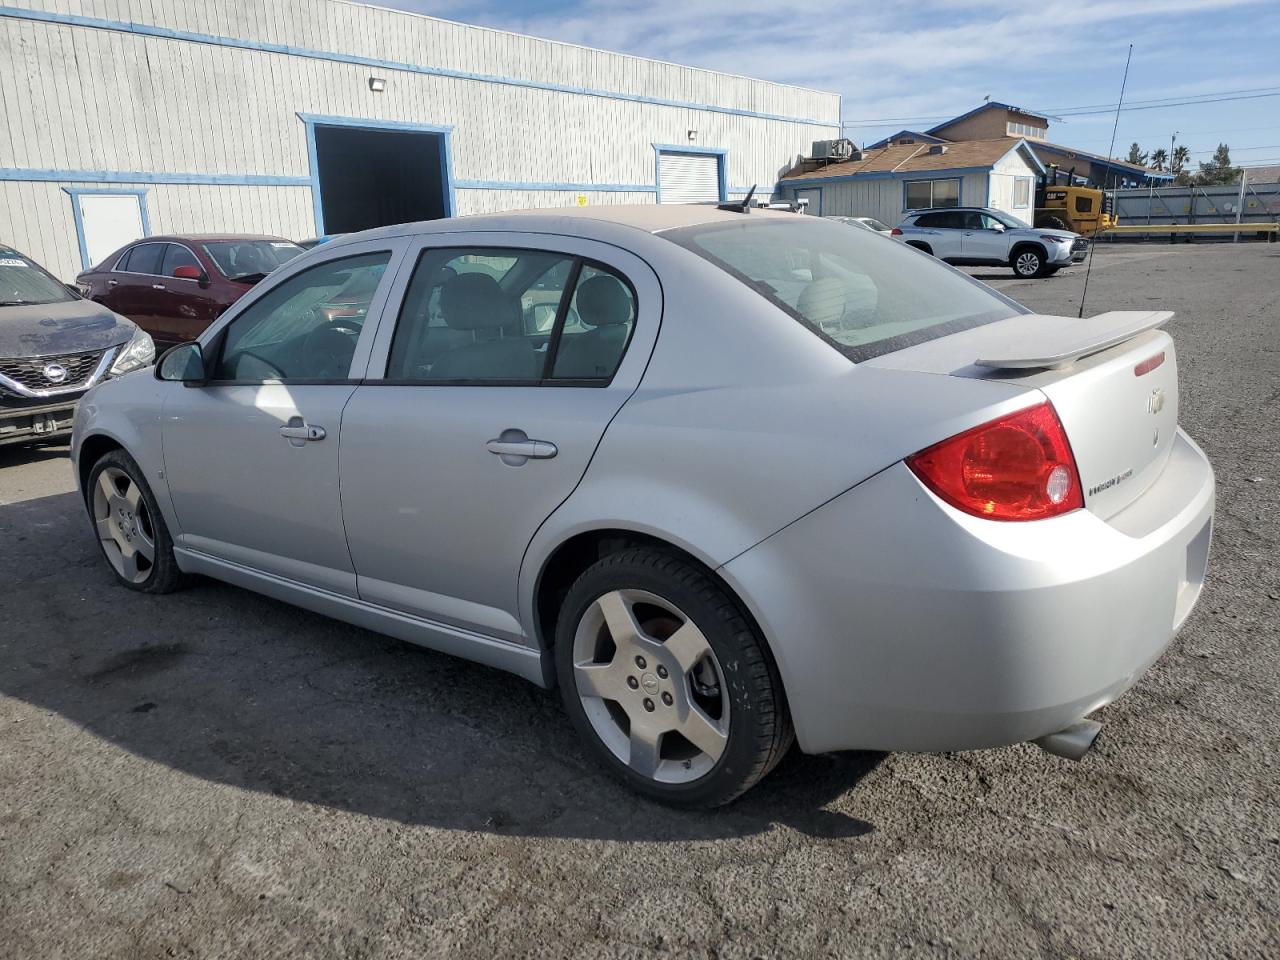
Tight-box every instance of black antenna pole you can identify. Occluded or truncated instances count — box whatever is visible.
[1078,43,1132,319]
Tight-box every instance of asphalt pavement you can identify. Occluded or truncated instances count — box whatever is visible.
[1,242,1277,958]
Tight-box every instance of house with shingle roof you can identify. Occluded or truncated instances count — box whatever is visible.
[777,137,1046,225]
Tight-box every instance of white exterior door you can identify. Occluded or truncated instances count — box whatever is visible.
[75,194,145,268]
[794,188,821,215]
[658,152,721,203]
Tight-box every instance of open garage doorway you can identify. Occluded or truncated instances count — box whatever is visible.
[306,117,453,234]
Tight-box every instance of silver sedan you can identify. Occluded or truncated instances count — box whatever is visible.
[72,206,1215,806]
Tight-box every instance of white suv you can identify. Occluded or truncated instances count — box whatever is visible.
[893,207,1087,278]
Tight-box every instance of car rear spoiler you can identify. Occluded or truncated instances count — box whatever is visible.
[975,311,1174,370]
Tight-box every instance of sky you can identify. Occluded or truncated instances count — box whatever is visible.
[360,0,1280,170]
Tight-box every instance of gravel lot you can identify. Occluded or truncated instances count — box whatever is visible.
[1,242,1277,959]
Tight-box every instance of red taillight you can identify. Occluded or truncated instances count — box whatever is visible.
[890,227,903,236]
[1133,351,1165,377]
[906,402,1083,521]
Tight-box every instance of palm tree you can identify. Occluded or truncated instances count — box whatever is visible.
[1149,147,1168,171]
[1171,145,1190,174]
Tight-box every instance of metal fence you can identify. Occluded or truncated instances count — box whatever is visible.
[1111,181,1280,240]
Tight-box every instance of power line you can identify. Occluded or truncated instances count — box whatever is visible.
[840,86,1280,126]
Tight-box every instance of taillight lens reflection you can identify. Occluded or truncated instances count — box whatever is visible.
[906,402,1084,521]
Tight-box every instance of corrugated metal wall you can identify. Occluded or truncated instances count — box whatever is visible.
[0,0,840,279]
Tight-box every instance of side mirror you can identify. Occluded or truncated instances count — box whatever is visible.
[173,264,211,288]
[155,341,207,384]
[990,222,1006,232]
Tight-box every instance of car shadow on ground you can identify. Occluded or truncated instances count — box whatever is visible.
[0,489,881,843]
[0,441,71,468]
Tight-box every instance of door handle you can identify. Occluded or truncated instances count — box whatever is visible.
[151,283,166,290]
[279,417,326,445]
[487,430,557,465]
[106,279,118,286]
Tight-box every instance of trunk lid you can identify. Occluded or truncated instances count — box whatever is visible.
[867,311,1179,519]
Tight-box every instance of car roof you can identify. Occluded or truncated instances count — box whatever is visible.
[132,233,299,244]
[906,207,998,216]
[329,204,805,246]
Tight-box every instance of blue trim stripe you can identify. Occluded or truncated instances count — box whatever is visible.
[61,188,150,271]
[1,168,310,186]
[0,6,837,128]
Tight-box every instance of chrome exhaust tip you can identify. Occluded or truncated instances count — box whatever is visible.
[1033,718,1102,761]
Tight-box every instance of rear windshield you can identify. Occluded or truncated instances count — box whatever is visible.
[664,217,1023,362]
[203,240,304,282]
[0,249,75,307]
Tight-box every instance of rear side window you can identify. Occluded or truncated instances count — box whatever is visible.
[386,247,635,384]
[121,243,164,275]
[664,217,1022,362]
[915,211,961,229]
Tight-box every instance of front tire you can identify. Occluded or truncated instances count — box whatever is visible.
[86,449,189,594]
[554,548,793,807]
[1012,247,1048,278]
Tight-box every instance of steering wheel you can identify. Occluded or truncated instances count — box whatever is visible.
[302,318,361,378]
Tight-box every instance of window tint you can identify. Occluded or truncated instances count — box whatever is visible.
[960,212,985,230]
[214,252,390,381]
[386,248,635,384]
[665,218,1021,363]
[161,244,201,276]
[123,243,164,275]
[551,264,636,380]
[914,212,946,228]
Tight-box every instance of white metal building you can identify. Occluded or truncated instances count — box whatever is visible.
[0,0,839,280]
[778,138,1045,225]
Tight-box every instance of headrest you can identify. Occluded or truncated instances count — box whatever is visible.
[438,273,513,331]
[797,277,845,327]
[576,274,632,327]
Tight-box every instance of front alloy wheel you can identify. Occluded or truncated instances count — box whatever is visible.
[93,465,157,584]
[1014,249,1045,278]
[555,548,793,806]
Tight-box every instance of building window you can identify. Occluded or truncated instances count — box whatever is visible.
[1007,121,1047,139]
[1013,178,1031,208]
[904,178,960,210]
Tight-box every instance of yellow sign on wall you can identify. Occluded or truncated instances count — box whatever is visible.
[576,194,588,207]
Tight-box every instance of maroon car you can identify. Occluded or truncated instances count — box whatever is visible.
[76,234,304,348]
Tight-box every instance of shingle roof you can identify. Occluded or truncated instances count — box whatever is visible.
[781,137,1031,182]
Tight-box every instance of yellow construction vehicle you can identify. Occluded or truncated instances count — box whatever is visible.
[1034,167,1117,236]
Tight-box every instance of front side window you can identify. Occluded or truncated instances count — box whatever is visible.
[0,249,75,306]
[204,240,305,283]
[664,217,1022,362]
[214,252,390,381]
[161,244,201,276]
[904,178,960,210]
[386,247,635,384]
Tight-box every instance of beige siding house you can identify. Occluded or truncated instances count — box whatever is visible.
[778,138,1043,225]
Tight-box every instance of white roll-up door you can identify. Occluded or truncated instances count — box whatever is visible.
[658,152,721,204]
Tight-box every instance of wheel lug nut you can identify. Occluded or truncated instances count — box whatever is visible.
[627,676,639,689]
[643,698,655,712]
[656,665,668,679]
[661,692,673,706]
[634,655,646,669]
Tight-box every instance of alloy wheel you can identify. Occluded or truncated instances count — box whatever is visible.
[571,589,729,784]
[1016,252,1041,277]
[92,466,156,584]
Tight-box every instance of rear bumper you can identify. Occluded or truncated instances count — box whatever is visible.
[0,398,79,446]
[721,428,1215,755]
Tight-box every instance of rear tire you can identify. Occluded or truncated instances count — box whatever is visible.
[554,548,793,807]
[906,241,934,257]
[86,449,189,594]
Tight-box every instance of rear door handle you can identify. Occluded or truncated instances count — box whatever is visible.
[151,283,166,290]
[106,279,119,287]
[280,417,326,445]
[487,432,558,465]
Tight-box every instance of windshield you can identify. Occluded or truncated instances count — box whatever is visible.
[664,217,1023,362]
[0,249,76,307]
[203,240,304,282]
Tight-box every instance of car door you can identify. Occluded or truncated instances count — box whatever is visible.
[161,239,406,595]
[152,242,223,346]
[961,212,1012,264]
[105,241,166,330]
[913,211,963,260]
[339,233,660,644]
